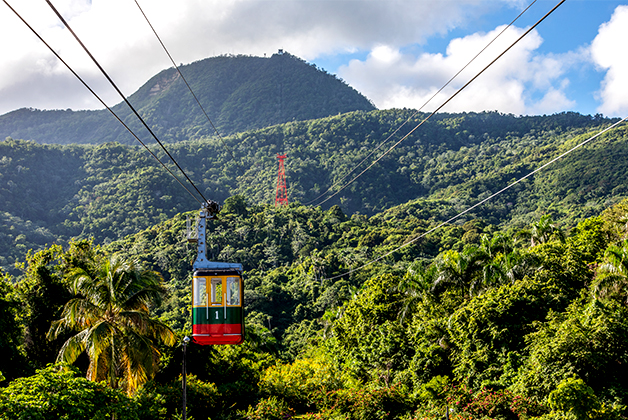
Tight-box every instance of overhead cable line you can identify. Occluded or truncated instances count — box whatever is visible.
[314,0,564,208]
[132,0,246,176]
[307,0,538,206]
[43,0,214,207]
[325,115,628,281]
[2,0,203,207]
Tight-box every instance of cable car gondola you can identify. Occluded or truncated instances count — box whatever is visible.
[190,203,244,345]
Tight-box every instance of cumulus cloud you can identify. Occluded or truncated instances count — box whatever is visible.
[590,5,628,117]
[338,24,576,114]
[0,0,521,115]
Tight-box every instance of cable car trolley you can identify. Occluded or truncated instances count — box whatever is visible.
[189,202,244,345]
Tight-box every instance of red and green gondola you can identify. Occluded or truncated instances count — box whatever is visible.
[190,203,244,345]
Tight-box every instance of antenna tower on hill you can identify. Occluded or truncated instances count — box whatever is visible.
[275,154,288,206]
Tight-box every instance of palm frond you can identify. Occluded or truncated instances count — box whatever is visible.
[56,329,89,364]
[50,253,175,395]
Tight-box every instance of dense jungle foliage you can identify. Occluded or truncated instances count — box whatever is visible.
[0,52,375,145]
[3,196,628,419]
[0,109,623,277]
[3,44,628,419]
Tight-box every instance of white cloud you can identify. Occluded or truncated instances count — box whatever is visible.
[0,0,521,115]
[528,86,575,116]
[339,24,576,115]
[590,5,628,117]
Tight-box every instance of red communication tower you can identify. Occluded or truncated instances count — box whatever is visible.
[275,154,288,206]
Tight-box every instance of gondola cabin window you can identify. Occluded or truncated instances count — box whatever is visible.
[194,277,207,306]
[227,277,240,305]
[211,278,222,304]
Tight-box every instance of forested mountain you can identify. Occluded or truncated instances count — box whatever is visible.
[0,110,623,276]
[4,45,628,420]
[0,52,375,145]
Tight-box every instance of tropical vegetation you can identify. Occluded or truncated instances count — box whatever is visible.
[1,52,628,420]
[0,109,623,277]
[48,254,176,395]
[2,195,628,419]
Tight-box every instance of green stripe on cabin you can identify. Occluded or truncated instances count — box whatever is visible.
[193,306,243,325]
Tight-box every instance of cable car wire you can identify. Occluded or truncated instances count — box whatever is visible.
[43,0,213,206]
[312,0,563,208]
[1,0,203,207]
[315,0,564,207]
[306,0,538,206]
[324,115,628,281]
[132,0,246,177]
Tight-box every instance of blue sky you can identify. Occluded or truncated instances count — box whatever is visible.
[531,0,627,116]
[1,0,627,117]
[410,1,609,114]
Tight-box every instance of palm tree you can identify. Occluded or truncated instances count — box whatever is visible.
[397,262,436,322]
[499,249,540,284]
[432,247,489,299]
[479,232,514,259]
[518,214,565,247]
[48,255,176,395]
[594,240,628,305]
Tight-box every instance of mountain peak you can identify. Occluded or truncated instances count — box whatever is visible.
[0,52,375,145]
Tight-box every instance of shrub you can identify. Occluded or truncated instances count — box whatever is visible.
[0,364,139,420]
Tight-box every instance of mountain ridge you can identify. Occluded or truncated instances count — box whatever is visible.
[0,52,375,145]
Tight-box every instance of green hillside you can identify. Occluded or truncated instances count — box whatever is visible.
[0,52,375,145]
[0,110,624,275]
[4,48,628,420]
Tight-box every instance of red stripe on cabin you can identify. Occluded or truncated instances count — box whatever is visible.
[192,323,243,345]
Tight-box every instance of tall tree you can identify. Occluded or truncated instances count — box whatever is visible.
[482,248,540,287]
[397,262,436,322]
[431,247,489,299]
[19,245,72,370]
[48,255,176,395]
[594,239,628,305]
[518,214,565,247]
[0,270,28,382]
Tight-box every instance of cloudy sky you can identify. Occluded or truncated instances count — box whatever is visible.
[0,0,627,117]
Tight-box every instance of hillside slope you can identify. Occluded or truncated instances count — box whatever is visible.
[0,52,375,145]
[0,110,624,275]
